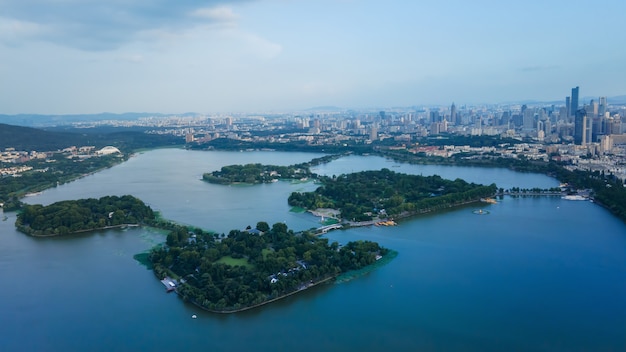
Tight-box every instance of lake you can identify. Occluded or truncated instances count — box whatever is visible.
[2,148,625,351]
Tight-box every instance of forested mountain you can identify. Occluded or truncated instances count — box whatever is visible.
[0,123,89,151]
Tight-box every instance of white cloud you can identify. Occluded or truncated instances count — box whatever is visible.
[0,17,46,44]
[0,1,254,50]
[191,6,240,23]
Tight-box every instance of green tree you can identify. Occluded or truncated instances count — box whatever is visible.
[256,221,270,232]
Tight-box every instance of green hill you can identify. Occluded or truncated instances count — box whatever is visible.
[0,123,183,152]
[0,123,89,151]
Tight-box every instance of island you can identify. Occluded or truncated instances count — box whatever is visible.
[15,195,155,236]
[202,163,313,184]
[150,221,392,312]
[201,155,344,185]
[13,193,394,313]
[289,168,497,223]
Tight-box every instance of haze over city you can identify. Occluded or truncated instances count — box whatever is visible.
[2,0,626,115]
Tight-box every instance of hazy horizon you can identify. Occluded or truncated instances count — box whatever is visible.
[2,0,625,115]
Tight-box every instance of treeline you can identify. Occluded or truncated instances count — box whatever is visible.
[16,195,155,236]
[289,168,497,221]
[202,163,313,184]
[291,153,349,170]
[380,148,626,223]
[150,221,388,312]
[189,137,373,154]
[419,134,524,148]
[546,164,626,222]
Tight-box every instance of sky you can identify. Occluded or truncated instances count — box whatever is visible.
[1,0,626,114]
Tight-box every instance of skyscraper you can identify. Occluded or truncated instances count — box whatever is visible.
[370,124,378,141]
[599,96,607,116]
[590,99,598,117]
[430,111,440,124]
[450,103,457,125]
[523,107,535,131]
[571,86,579,118]
[574,108,587,145]
[565,96,571,119]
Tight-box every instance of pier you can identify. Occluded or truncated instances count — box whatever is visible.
[160,277,178,292]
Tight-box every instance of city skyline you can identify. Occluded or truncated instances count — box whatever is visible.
[2,0,626,115]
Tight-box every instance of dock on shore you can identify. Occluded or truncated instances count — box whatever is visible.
[161,277,178,292]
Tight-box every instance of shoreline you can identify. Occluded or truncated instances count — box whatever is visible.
[336,250,398,283]
[309,197,490,231]
[175,249,399,314]
[20,223,142,237]
[181,275,337,314]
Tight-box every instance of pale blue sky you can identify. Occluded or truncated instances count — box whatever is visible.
[1,0,625,114]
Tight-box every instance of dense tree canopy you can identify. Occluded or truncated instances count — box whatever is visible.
[16,195,155,236]
[150,222,389,312]
[202,163,312,184]
[289,168,497,221]
[202,154,345,185]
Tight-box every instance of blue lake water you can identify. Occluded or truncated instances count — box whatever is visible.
[2,149,625,351]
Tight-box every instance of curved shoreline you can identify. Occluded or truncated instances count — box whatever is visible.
[177,250,398,314]
[19,223,142,237]
[181,275,337,314]
[311,197,492,230]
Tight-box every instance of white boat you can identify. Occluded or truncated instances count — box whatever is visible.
[561,195,587,201]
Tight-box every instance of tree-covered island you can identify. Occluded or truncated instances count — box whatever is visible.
[289,168,498,222]
[202,163,314,184]
[15,195,155,236]
[202,154,346,185]
[150,221,391,312]
[13,193,394,313]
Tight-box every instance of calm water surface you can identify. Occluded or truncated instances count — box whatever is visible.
[2,149,625,351]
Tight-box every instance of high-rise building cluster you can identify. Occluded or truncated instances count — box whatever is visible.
[565,86,622,148]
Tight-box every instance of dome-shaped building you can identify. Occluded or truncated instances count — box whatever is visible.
[96,146,121,156]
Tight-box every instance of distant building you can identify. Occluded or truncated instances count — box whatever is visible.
[369,125,378,141]
[450,102,458,125]
[599,96,607,116]
[571,86,579,118]
[523,107,535,131]
[429,110,440,124]
[574,109,587,145]
[95,146,122,156]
